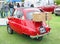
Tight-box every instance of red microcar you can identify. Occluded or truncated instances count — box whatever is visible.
[7,8,50,40]
[38,5,56,13]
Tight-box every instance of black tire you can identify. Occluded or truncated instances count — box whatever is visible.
[7,25,13,34]
[38,36,43,41]
[52,12,54,14]
[55,14,58,16]
[1,11,5,18]
[34,36,43,41]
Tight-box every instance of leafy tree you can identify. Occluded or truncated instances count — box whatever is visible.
[55,0,60,4]
[22,0,24,2]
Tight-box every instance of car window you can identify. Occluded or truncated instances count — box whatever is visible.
[14,10,23,18]
[14,10,17,16]
[26,10,40,20]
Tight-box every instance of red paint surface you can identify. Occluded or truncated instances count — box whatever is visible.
[38,5,56,12]
[8,8,50,36]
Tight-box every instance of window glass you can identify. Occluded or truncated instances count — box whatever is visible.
[14,10,23,18]
[26,10,40,20]
[14,10,17,16]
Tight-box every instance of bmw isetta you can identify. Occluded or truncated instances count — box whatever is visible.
[7,8,51,40]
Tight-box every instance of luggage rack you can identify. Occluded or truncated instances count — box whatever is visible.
[32,12,52,27]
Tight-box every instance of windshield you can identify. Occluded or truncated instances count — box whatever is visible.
[26,10,40,20]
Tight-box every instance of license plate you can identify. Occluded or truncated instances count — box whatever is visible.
[40,28,46,33]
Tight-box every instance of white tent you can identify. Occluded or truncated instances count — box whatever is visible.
[24,0,54,7]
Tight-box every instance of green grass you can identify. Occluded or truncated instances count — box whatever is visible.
[0,15,60,44]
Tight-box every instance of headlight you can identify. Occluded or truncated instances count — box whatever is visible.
[40,27,46,34]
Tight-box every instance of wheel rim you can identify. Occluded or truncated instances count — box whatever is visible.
[7,26,11,33]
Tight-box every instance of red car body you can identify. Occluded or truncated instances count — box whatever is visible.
[38,5,56,12]
[7,8,50,39]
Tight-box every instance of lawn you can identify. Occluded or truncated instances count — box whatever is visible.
[0,15,60,44]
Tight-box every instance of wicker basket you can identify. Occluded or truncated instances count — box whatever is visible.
[32,12,52,22]
[45,12,52,21]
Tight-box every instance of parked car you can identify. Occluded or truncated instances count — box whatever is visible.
[7,8,50,40]
[54,6,60,16]
[24,0,57,13]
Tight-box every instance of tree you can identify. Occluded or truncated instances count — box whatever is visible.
[22,0,24,2]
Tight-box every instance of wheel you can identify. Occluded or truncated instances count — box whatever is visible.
[34,36,43,41]
[55,14,60,16]
[1,11,5,18]
[38,36,43,41]
[35,36,43,41]
[7,25,13,34]
[52,12,54,14]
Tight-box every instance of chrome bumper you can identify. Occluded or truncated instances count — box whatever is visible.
[30,32,49,38]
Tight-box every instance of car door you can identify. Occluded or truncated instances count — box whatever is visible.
[9,9,25,34]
